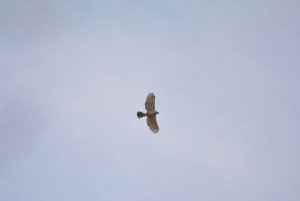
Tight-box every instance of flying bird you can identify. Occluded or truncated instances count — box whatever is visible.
[137,92,159,133]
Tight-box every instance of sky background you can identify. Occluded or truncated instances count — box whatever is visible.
[0,1,300,201]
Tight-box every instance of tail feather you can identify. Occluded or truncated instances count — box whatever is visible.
[137,111,146,118]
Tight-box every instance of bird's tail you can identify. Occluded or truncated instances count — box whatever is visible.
[137,111,146,118]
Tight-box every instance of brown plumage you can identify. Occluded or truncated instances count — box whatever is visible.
[137,92,159,133]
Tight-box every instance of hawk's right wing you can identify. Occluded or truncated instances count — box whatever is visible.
[147,116,159,133]
[145,92,155,112]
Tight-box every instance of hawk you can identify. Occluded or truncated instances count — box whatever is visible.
[137,92,159,133]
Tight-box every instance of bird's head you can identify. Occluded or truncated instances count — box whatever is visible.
[156,111,159,115]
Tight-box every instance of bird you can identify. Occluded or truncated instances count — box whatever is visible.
[137,92,159,133]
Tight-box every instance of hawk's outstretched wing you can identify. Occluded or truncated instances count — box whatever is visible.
[145,92,155,112]
[147,116,159,133]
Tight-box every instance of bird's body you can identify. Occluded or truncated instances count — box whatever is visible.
[137,92,159,133]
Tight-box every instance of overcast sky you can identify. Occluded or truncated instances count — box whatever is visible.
[0,1,300,201]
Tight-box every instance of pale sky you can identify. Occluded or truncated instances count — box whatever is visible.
[1,1,300,201]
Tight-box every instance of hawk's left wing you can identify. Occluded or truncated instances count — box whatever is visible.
[147,116,159,133]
